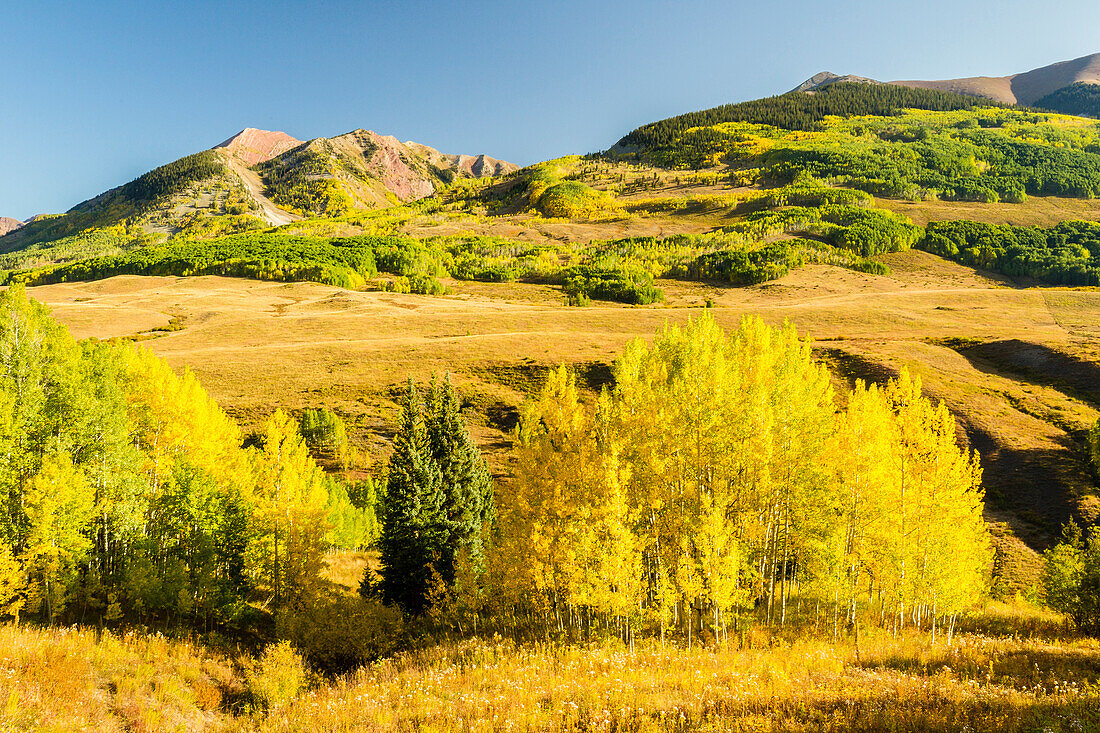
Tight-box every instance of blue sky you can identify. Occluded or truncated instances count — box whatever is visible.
[2,0,1099,221]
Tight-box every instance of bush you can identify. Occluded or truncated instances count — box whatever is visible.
[277,593,403,673]
[536,181,620,218]
[562,265,664,305]
[249,641,307,710]
[688,243,791,285]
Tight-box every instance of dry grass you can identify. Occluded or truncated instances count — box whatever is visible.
[262,628,1100,732]
[322,551,375,593]
[876,195,1100,228]
[2,605,1098,732]
[0,625,241,732]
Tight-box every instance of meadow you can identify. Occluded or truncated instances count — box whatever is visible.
[2,602,1099,732]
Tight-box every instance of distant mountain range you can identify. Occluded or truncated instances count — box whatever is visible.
[794,52,1100,114]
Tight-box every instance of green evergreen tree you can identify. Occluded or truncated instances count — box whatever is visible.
[425,374,494,583]
[374,377,444,614]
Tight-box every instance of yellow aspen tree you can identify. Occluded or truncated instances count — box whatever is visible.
[251,410,329,612]
[498,366,599,631]
[21,453,94,624]
[830,382,899,635]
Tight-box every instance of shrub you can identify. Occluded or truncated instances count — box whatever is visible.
[277,593,403,673]
[249,641,307,710]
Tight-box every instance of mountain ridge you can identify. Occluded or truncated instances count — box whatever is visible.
[795,52,1100,112]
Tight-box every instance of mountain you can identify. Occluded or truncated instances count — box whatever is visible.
[795,52,1100,116]
[1,127,516,254]
[891,52,1100,106]
[256,129,517,216]
[0,217,23,237]
[788,72,880,94]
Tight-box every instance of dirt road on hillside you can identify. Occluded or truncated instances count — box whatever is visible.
[224,156,299,226]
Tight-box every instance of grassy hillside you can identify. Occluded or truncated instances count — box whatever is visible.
[0,150,266,257]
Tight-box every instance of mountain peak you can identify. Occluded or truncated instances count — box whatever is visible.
[790,72,882,94]
[214,128,302,166]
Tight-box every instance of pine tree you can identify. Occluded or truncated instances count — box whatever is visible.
[425,374,494,584]
[375,378,445,615]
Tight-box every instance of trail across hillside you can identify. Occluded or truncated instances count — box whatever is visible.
[224,156,298,226]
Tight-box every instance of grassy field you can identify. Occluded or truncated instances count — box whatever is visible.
[1,601,1098,732]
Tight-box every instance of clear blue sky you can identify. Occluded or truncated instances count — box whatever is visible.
[2,0,1100,221]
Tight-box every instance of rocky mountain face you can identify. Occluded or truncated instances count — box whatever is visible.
[0,217,23,237]
[256,128,518,215]
[214,128,303,166]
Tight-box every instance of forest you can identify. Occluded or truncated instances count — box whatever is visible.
[611,85,1100,203]
[3,286,1100,730]
[919,219,1100,285]
[619,82,1006,148]
[1035,82,1100,119]
[0,286,377,645]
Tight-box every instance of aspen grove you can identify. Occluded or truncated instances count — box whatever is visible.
[491,314,993,644]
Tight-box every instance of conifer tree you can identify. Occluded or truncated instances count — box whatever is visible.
[376,378,445,614]
[425,374,494,583]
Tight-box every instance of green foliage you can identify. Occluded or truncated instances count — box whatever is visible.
[563,264,665,305]
[621,82,1010,150]
[374,375,495,616]
[1043,520,1100,633]
[1035,82,1100,118]
[0,286,369,633]
[0,227,152,272]
[619,91,1100,205]
[687,242,791,284]
[920,219,1100,285]
[299,407,351,467]
[114,151,226,204]
[375,378,446,615]
[7,233,382,291]
[258,148,354,217]
[425,375,494,584]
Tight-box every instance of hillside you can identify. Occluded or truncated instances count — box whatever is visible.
[4,80,1100,597]
[794,52,1100,117]
[0,128,517,268]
